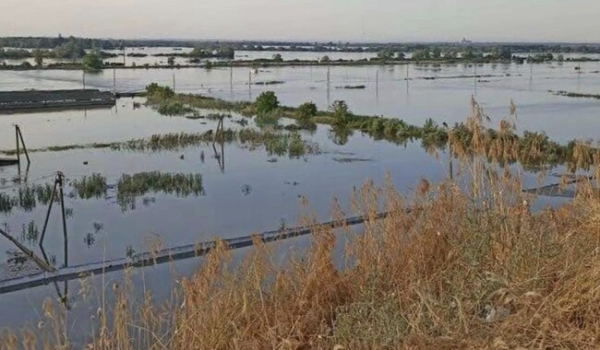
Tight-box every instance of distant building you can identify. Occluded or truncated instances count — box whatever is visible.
[461,38,473,46]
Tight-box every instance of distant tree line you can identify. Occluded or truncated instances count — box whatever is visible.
[1,35,600,55]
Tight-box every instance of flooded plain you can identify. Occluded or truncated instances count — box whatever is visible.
[0,51,597,330]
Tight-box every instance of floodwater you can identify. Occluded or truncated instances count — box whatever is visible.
[0,50,596,333]
[1,57,599,142]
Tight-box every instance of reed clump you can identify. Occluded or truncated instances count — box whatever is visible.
[116,172,203,210]
[72,174,108,199]
[0,184,56,214]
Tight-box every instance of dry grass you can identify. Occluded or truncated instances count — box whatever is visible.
[3,99,600,349]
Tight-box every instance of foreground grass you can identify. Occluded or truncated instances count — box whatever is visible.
[3,108,600,349]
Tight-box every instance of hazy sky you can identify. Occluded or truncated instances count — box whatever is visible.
[1,0,598,42]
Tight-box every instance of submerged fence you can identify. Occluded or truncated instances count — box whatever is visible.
[0,212,391,295]
[0,89,115,111]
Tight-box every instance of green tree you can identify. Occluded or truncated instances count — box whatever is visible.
[167,56,175,67]
[377,49,395,60]
[146,83,175,100]
[272,53,283,62]
[499,47,512,60]
[330,100,350,127]
[412,49,431,61]
[254,91,279,115]
[431,47,442,60]
[321,55,330,63]
[443,50,458,59]
[33,49,44,67]
[190,47,208,57]
[216,47,235,59]
[462,47,475,60]
[82,51,103,71]
[297,102,317,121]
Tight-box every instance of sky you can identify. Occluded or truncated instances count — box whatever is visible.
[1,0,598,43]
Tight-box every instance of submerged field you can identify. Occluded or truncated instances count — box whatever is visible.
[0,53,599,347]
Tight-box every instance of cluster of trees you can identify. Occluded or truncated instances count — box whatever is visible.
[0,48,31,59]
[189,46,234,59]
[82,51,103,71]
[372,46,516,62]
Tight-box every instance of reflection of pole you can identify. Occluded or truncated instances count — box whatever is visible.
[221,137,225,173]
[375,70,379,100]
[230,64,233,92]
[82,71,86,91]
[327,66,331,105]
[529,62,533,90]
[474,64,478,95]
[0,227,55,272]
[248,69,252,99]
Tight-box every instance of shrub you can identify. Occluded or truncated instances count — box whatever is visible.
[254,91,279,115]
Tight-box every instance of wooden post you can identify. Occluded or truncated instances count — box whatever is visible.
[15,125,20,165]
[248,69,252,99]
[113,68,117,93]
[16,126,30,165]
[82,71,86,91]
[172,72,176,92]
[57,172,68,268]
[39,179,58,246]
[0,227,56,272]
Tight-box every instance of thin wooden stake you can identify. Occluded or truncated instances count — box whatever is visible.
[15,125,20,166]
[16,126,30,164]
[39,179,58,246]
[57,172,69,268]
